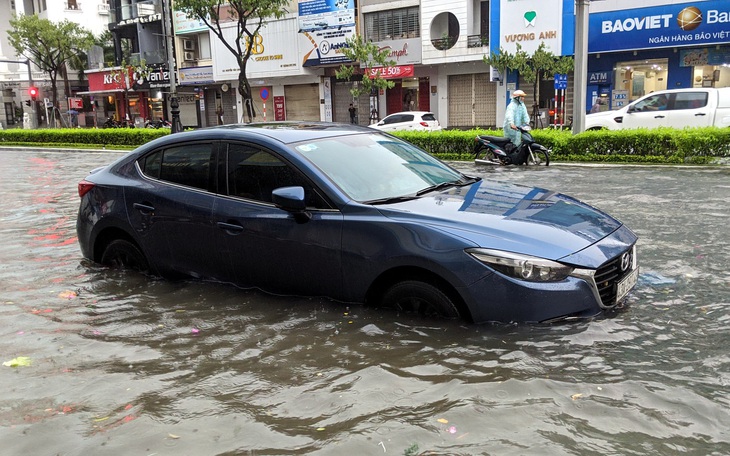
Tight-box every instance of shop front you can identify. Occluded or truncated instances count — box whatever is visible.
[587,0,730,112]
[82,69,153,127]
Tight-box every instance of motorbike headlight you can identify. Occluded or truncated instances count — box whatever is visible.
[466,248,574,282]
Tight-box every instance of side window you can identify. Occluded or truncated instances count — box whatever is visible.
[139,144,214,191]
[402,114,415,122]
[383,115,401,125]
[634,94,668,111]
[227,144,329,208]
[674,92,708,110]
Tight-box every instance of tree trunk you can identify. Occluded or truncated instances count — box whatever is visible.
[238,70,254,123]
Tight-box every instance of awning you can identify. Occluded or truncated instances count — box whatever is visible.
[74,89,124,95]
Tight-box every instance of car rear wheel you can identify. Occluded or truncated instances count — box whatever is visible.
[382,280,460,319]
[100,239,149,272]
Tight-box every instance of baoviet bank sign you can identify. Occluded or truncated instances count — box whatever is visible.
[498,0,563,55]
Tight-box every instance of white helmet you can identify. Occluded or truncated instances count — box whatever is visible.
[512,89,526,98]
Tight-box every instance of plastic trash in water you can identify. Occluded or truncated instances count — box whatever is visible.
[3,357,32,367]
[638,272,676,287]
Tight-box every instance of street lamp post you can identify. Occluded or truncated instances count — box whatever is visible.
[163,0,181,133]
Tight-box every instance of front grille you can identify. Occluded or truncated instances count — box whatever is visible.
[594,247,635,307]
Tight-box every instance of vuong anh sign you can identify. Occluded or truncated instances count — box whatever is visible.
[589,0,730,53]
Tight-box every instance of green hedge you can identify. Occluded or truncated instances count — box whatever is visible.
[0,128,168,149]
[390,126,730,164]
[2,126,729,164]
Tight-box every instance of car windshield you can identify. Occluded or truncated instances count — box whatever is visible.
[293,133,466,202]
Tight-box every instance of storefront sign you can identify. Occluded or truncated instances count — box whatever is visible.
[274,96,286,121]
[297,0,355,33]
[68,97,83,110]
[589,1,730,53]
[213,17,310,79]
[588,71,610,84]
[373,39,422,65]
[679,47,730,67]
[498,0,563,55]
[366,65,415,79]
[179,66,215,85]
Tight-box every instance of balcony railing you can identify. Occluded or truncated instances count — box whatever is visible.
[109,0,162,24]
[467,35,489,48]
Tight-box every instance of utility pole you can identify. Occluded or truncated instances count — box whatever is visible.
[163,0,182,133]
[572,0,594,134]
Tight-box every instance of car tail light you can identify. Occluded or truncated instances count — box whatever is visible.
[78,180,95,197]
[420,122,429,127]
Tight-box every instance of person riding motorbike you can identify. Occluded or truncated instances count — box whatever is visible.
[502,89,530,165]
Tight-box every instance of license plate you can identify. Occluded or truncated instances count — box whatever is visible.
[616,268,639,303]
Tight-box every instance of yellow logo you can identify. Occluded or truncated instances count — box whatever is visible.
[677,6,702,31]
[246,34,265,55]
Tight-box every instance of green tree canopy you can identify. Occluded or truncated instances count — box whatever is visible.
[174,0,290,123]
[8,14,94,107]
[335,34,396,98]
[485,42,574,109]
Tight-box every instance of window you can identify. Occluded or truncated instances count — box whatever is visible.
[139,144,214,191]
[364,7,420,41]
[227,144,328,208]
[633,94,669,112]
[674,92,707,110]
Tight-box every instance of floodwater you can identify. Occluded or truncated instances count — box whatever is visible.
[1,148,728,455]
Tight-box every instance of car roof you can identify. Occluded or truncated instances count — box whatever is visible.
[386,111,435,116]
[152,122,379,145]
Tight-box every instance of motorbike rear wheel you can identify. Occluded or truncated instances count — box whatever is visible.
[527,148,550,166]
[474,146,505,165]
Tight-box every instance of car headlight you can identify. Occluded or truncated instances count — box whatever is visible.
[466,248,574,282]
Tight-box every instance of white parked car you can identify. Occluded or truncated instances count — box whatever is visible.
[585,87,730,130]
[369,111,442,132]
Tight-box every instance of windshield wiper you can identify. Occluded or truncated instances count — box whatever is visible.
[416,176,480,196]
[364,195,419,205]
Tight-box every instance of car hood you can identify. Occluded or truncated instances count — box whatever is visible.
[376,179,623,263]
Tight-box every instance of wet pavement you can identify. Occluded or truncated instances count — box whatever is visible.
[1,147,729,455]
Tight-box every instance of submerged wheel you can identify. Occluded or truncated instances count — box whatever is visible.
[475,146,504,165]
[382,280,460,319]
[528,149,550,166]
[100,239,149,272]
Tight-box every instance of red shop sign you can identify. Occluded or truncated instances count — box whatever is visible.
[366,64,415,79]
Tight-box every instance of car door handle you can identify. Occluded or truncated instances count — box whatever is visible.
[654,115,665,118]
[217,221,244,234]
[133,202,155,214]
[695,113,706,116]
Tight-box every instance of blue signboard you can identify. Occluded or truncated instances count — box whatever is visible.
[554,74,568,90]
[589,0,730,53]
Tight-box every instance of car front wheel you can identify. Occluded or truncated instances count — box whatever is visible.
[382,280,461,319]
[100,239,149,272]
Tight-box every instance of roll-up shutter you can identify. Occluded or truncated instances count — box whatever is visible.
[448,73,497,128]
[284,84,320,121]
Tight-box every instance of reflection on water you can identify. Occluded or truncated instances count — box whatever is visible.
[0,150,728,455]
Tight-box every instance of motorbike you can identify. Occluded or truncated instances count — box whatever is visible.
[474,126,550,166]
[145,118,172,129]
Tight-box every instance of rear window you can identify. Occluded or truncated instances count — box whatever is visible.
[421,113,437,121]
[139,144,214,191]
[673,92,708,110]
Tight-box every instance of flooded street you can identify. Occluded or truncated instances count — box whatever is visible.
[1,148,729,455]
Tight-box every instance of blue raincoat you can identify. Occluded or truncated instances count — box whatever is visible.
[503,97,530,146]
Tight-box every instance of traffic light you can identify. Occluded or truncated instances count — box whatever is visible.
[28,86,39,101]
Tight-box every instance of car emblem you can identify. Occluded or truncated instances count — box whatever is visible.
[620,252,631,272]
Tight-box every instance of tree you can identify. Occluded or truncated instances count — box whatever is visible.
[335,35,396,98]
[174,0,289,123]
[8,14,94,108]
[484,42,573,117]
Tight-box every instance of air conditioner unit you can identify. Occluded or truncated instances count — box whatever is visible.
[183,51,196,61]
[183,39,195,51]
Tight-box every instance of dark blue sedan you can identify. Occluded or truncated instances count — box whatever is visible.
[76,123,638,323]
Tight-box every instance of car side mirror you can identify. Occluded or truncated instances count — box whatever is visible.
[272,186,310,222]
